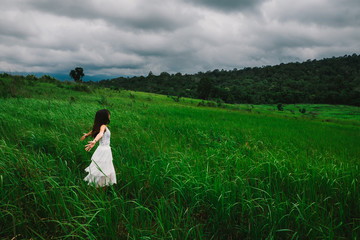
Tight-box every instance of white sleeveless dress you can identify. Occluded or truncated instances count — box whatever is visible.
[84,127,117,187]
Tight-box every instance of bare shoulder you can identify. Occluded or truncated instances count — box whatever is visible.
[100,124,107,133]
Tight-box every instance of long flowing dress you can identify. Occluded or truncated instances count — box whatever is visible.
[84,126,116,187]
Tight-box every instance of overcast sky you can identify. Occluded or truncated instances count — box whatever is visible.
[1,0,360,79]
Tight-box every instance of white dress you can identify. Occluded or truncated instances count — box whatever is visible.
[84,126,116,187]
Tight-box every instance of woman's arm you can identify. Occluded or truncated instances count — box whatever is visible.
[85,125,106,152]
[80,130,92,141]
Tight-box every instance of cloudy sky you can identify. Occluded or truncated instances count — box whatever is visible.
[1,0,360,80]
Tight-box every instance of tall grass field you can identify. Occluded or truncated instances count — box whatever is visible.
[1,77,360,239]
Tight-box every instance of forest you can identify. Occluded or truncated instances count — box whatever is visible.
[91,54,360,106]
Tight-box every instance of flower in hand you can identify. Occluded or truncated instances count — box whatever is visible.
[85,140,96,152]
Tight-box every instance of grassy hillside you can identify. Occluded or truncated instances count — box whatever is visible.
[1,77,360,239]
[98,54,360,106]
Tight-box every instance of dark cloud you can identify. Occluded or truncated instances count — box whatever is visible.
[0,23,34,40]
[184,0,267,12]
[265,0,360,28]
[25,0,196,32]
[0,10,38,39]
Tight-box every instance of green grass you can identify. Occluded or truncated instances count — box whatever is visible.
[1,79,360,239]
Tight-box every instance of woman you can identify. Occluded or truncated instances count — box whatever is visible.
[81,109,116,188]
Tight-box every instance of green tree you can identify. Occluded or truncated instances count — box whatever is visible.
[197,78,213,100]
[69,67,84,83]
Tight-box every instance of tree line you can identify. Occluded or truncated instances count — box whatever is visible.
[89,54,360,106]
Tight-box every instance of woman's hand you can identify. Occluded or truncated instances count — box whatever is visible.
[80,133,87,141]
[85,140,96,152]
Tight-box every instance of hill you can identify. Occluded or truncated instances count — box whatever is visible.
[93,54,360,106]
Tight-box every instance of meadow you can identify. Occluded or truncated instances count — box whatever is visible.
[1,77,360,239]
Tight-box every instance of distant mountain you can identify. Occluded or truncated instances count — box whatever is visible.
[0,72,115,82]
[91,54,360,106]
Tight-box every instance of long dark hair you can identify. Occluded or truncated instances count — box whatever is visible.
[91,109,110,138]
